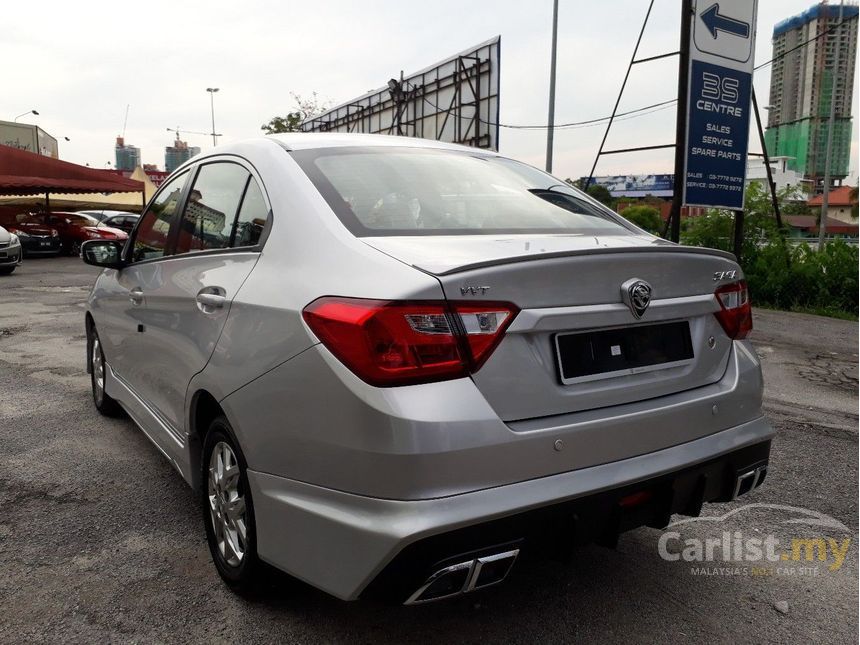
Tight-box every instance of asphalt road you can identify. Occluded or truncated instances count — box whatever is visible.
[1,256,857,644]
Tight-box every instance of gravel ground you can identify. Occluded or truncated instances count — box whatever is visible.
[0,256,857,644]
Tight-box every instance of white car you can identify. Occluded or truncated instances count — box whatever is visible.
[0,225,23,274]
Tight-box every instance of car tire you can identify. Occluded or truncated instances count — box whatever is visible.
[89,327,123,417]
[71,241,82,256]
[0,265,15,275]
[201,418,261,591]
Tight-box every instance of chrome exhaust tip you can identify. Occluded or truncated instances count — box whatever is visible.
[404,549,520,605]
[467,550,520,591]
[732,464,768,500]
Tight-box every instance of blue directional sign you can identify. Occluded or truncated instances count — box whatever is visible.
[700,3,750,39]
[684,0,758,210]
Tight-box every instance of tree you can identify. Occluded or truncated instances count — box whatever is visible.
[261,92,331,134]
[585,184,614,207]
[681,182,786,263]
[620,205,663,234]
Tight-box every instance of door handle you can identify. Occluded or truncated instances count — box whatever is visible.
[196,293,226,308]
[196,287,227,313]
[129,288,144,305]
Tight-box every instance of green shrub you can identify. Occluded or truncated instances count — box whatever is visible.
[723,240,857,317]
[620,205,663,234]
[680,183,857,318]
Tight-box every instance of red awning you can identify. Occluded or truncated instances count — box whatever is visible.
[0,145,144,195]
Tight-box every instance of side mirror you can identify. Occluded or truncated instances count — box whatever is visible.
[81,239,125,268]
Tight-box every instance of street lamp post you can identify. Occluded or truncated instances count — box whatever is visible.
[206,88,219,147]
[14,109,39,122]
[545,0,559,173]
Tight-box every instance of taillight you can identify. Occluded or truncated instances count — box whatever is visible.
[302,297,518,386]
[714,280,752,340]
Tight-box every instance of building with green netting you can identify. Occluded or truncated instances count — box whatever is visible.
[765,2,858,192]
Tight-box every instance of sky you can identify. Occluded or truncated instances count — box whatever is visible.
[2,0,857,183]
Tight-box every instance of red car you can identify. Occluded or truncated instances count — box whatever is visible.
[0,213,63,256]
[43,212,128,255]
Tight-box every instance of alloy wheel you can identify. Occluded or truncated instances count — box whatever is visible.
[92,336,104,405]
[207,441,247,568]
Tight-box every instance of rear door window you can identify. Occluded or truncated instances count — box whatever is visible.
[132,170,189,262]
[232,177,268,247]
[174,162,249,254]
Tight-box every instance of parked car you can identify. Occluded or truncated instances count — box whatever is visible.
[77,209,138,224]
[82,134,771,604]
[98,212,139,234]
[0,213,62,256]
[0,224,23,274]
[39,212,128,255]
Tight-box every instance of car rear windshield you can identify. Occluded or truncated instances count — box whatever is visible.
[291,147,634,237]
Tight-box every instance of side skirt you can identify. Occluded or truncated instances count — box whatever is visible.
[106,363,193,485]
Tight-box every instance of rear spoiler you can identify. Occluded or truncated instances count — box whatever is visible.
[425,245,738,276]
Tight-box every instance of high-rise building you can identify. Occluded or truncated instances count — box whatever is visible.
[114,136,141,171]
[765,2,859,190]
[165,136,201,173]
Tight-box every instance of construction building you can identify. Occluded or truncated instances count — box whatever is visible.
[114,136,141,171]
[764,2,859,191]
[165,136,200,173]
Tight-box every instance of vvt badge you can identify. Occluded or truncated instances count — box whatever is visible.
[621,278,652,319]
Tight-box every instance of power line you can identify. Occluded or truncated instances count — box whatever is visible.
[396,13,858,133]
[754,14,857,71]
[405,78,677,131]
[510,99,677,130]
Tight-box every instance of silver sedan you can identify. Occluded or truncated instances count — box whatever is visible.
[82,133,771,603]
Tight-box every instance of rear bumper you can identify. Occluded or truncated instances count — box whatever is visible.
[225,339,764,501]
[247,414,773,601]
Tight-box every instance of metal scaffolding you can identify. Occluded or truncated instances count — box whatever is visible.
[300,37,501,150]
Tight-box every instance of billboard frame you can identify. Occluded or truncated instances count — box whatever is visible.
[300,37,501,150]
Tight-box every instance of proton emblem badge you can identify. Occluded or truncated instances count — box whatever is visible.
[621,278,652,319]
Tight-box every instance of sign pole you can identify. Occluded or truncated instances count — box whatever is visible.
[669,0,693,243]
[751,87,783,229]
[733,209,745,260]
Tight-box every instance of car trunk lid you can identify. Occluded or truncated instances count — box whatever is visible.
[363,234,740,421]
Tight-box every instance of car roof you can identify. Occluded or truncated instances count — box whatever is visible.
[77,210,136,215]
[169,133,501,178]
[267,132,499,153]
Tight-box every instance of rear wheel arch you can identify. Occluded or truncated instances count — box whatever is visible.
[189,390,227,491]
[85,314,95,373]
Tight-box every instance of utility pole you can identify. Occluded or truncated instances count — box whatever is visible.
[545,0,559,173]
[206,87,220,147]
[818,0,844,249]
[668,0,694,243]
